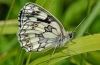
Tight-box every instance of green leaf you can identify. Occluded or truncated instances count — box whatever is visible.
[29,34,100,65]
[0,19,18,34]
[35,0,46,6]
[75,0,100,38]
[36,0,54,9]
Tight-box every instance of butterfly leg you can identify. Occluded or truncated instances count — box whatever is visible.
[69,40,76,44]
[47,45,57,63]
[60,46,71,57]
[85,30,93,35]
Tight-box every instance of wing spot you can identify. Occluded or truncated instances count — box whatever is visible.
[31,22,38,29]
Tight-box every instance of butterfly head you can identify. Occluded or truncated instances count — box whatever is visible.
[69,32,74,38]
[65,31,74,39]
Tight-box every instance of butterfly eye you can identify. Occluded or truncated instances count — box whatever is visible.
[69,33,74,38]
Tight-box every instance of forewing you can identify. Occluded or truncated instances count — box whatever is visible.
[17,2,66,52]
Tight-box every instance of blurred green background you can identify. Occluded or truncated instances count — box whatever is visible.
[0,0,100,65]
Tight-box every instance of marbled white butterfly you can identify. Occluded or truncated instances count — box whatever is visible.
[17,2,74,53]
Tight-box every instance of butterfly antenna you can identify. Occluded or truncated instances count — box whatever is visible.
[48,45,57,62]
[72,18,86,32]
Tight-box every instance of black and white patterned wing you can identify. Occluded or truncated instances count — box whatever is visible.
[17,2,70,52]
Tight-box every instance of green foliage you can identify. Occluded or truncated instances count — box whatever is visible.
[0,0,100,65]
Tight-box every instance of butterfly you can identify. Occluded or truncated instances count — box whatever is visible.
[17,2,74,54]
